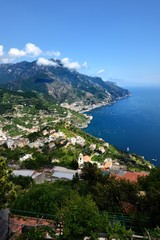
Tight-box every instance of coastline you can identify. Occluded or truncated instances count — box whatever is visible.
[81,94,131,114]
[80,101,112,113]
[61,94,130,114]
[61,94,130,129]
[80,94,130,128]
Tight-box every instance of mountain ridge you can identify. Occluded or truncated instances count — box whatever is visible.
[0,59,130,106]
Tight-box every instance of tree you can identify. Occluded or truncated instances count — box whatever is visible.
[146,227,160,239]
[16,226,55,240]
[59,192,102,240]
[12,182,71,217]
[137,167,160,227]
[0,157,16,209]
[80,162,103,186]
[9,175,33,189]
[105,221,133,240]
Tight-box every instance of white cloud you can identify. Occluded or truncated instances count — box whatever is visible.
[0,45,4,57]
[8,43,42,59]
[36,57,58,67]
[8,48,26,58]
[0,43,43,63]
[61,57,81,70]
[25,43,42,56]
[45,50,61,57]
[97,69,105,74]
[0,43,87,73]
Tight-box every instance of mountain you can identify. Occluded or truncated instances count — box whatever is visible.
[0,59,130,105]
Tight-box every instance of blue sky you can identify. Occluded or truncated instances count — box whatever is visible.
[0,0,160,87]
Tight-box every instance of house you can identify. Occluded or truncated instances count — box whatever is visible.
[120,171,148,182]
[51,158,59,163]
[10,215,55,239]
[102,158,112,169]
[98,146,105,154]
[0,129,7,139]
[89,144,96,151]
[6,138,15,149]
[69,136,85,146]
[15,138,29,148]
[78,153,84,168]
[113,170,149,182]
[52,166,79,180]
[57,131,66,138]
[49,129,56,134]
[12,170,46,184]
[19,154,32,162]
[29,140,44,148]
[70,137,76,145]
[42,129,49,136]
[103,142,109,148]
[48,142,56,149]
[75,136,85,146]
[13,169,35,178]
[78,153,92,168]
[83,155,92,162]
[29,127,39,133]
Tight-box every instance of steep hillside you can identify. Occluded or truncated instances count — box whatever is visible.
[0,88,90,136]
[0,87,152,172]
[0,60,130,106]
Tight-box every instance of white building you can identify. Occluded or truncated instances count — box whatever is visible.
[12,170,45,184]
[78,153,92,168]
[19,154,32,162]
[52,166,79,180]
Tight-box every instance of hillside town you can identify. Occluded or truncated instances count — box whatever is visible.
[0,89,157,240]
[0,121,151,185]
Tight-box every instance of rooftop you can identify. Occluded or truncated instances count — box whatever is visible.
[13,170,35,177]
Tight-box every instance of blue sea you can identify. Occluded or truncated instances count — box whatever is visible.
[84,87,160,166]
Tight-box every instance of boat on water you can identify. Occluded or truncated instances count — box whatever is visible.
[151,158,157,162]
[126,147,130,152]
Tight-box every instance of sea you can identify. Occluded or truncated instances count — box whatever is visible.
[83,87,160,166]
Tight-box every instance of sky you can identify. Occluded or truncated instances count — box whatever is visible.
[0,0,160,87]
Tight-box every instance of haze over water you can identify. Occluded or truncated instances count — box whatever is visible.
[84,87,160,166]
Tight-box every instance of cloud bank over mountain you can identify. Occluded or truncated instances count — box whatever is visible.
[0,42,88,71]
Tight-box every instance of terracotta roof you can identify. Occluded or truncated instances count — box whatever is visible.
[103,161,112,169]
[118,171,148,182]
[83,155,91,162]
[10,215,55,236]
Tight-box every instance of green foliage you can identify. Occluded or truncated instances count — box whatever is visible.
[0,147,28,162]
[12,182,72,217]
[147,227,160,239]
[21,152,52,170]
[105,220,133,240]
[80,162,104,185]
[10,163,160,235]
[16,225,55,240]
[9,175,33,189]
[137,167,160,227]
[60,192,102,240]
[0,157,16,208]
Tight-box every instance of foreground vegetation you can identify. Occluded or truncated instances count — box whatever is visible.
[9,163,160,239]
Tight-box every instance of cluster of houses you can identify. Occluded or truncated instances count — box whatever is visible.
[12,158,148,185]
[11,148,149,185]
[0,126,149,185]
[77,153,113,170]
[0,127,87,150]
